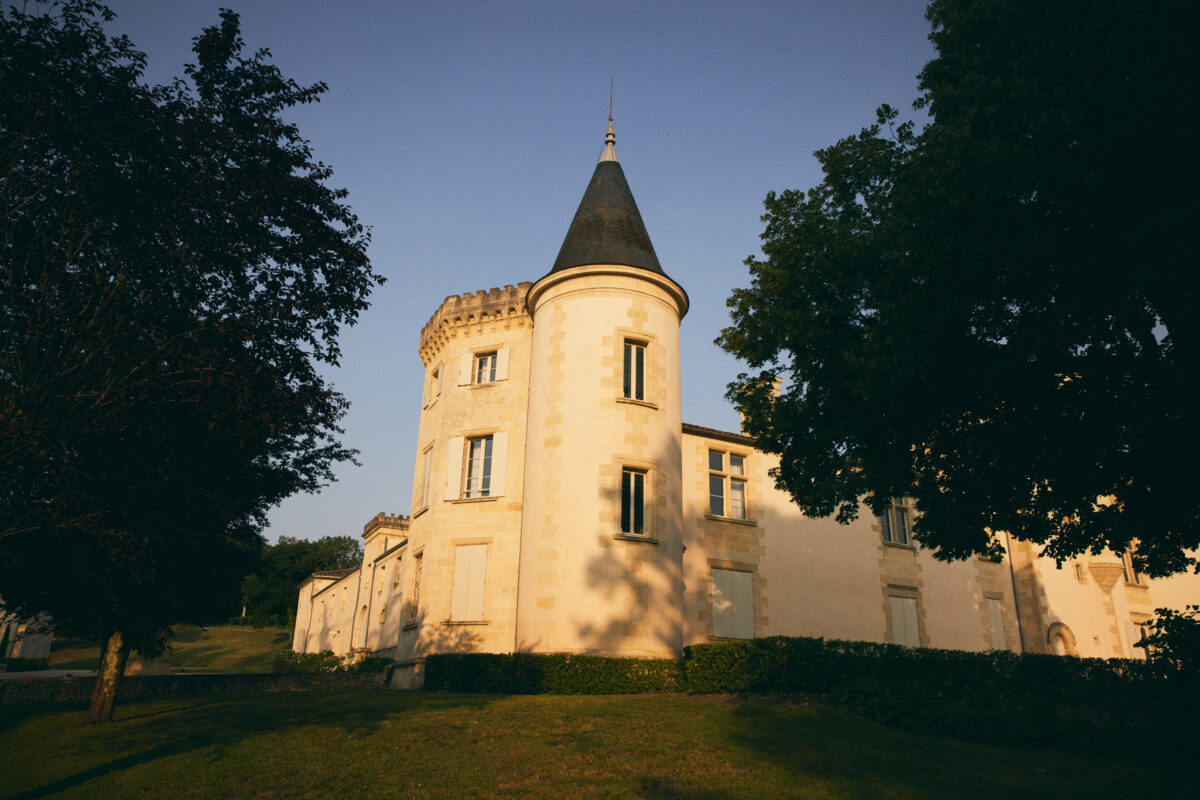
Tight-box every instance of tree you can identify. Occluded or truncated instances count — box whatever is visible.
[719,0,1199,576]
[240,535,363,627]
[0,2,383,722]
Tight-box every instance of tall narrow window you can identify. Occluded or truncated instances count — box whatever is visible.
[623,339,645,401]
[419,447,433,509]
[408,552,422,622]
[708,450,748,520]
[464,436,493,498]
[1121,551,1141,584]
[427,364,442,405]
[474,351,497,384]
[621,468,646,534]
[880,499,910,545]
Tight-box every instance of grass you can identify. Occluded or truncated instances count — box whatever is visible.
[48,625,291,673]
[0,692,1192,799]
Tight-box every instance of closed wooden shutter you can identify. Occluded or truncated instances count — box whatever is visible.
[451,544,487,621]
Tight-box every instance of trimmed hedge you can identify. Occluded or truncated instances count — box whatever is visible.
[423,652,682,694]
[421,637,1199,753]
[2,657,51,672]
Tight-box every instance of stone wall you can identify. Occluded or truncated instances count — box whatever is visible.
[0,672,387,706]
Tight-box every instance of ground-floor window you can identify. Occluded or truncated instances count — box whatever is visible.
[711,568,754,639]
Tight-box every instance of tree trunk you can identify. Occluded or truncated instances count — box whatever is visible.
[86,630,129,724]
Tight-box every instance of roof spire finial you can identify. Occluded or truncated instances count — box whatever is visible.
[600,75,618,163]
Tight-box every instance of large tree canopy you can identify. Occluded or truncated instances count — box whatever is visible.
[0,2,383,720]
[719,0,1198,576]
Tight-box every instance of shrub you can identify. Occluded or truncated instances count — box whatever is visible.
[2,656,50,671]
[424,652,682,694]
[270,649,342,674]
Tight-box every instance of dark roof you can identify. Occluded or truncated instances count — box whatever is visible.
[681,422,757,447]
[551,161,663,274]
[297,567,358,590]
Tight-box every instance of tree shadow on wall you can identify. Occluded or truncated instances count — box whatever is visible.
[571,440,685,658]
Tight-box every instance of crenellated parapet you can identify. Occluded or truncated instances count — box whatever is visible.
[418,282,533,365]
[362,512,410,538]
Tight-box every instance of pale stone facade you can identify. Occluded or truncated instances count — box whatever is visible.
[294,123,1198,685]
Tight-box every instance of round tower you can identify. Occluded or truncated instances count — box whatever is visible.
[516,119,688,657]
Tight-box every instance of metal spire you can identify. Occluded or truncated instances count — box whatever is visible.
[600,76,618,163]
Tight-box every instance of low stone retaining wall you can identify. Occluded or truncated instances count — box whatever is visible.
[0,672,387,705]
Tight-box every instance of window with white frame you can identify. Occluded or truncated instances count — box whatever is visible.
[623,339,646,401]
[458,348,509,386]
[474,351,497,384]
[621,468,646,534]
[889,595,921,647]
[708,450,747,520]
[880,499,911,545]
[464,436,493,498]
[445,433,508,500]
[711,568,754,639]
[451,544,487,621]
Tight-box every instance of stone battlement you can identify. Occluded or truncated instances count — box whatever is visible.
[363,512,410,538]
[418,282,532,365]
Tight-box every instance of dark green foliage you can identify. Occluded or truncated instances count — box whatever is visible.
[2,656,50,671]
[270,649,391,675]
[718,0,1200,575]
[423,652,682,694]
[1138,605,1200,673]
[424,638,1198,753]
[270,649,342,674]
[239,535,363,627]
[0,0,381,670]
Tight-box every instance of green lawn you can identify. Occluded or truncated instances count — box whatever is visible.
[0,692,1191,799]
[48,625,291,673]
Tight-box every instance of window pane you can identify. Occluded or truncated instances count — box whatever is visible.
[880,510,892,543]
[622,469,644,534]
[632,471,644,534]
[465,436,493,497]
[621,470,632,532]
[623,342,632,398]
[893,504,908,544]
[709,474,725,516]
[708,450,723,471]
[729,455,744,475]
[730,479,746,520]
[634,345,644,400]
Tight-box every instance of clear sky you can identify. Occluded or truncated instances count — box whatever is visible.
[96,0,937,544]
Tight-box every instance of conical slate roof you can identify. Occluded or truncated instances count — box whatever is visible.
[550,123,663,274]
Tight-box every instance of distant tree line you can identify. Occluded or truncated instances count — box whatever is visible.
[238,535,363,628]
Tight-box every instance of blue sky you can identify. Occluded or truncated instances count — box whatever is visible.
[98,0,936,543]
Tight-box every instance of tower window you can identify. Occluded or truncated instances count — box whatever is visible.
[621,468,646,534]
[880,499,911,545]
[474,352,497,384]
[464,436,493,498]
[623,339,645,401]
[418,446,433,510]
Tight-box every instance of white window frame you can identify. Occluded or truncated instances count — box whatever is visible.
[474,351,497,384]
[445,432,507,500]
[880,498,911,545]
[623,339,646,401]
[707,450,748,520]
